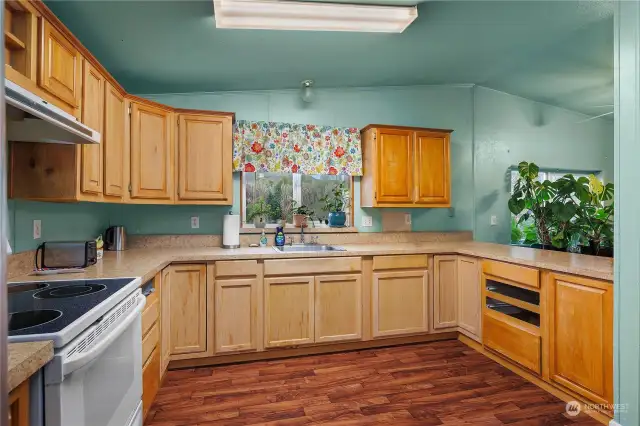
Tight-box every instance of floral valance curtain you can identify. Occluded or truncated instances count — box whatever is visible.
[232,121,362,176]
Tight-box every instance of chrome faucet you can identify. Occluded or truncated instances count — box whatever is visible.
[299,225,306,244]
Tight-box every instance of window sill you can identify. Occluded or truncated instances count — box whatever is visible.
[240,226,358,234]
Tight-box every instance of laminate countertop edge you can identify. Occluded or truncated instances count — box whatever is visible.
[9,242,614,284]
[7,341,54,392]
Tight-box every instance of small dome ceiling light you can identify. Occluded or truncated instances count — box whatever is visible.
[301,80,314,103]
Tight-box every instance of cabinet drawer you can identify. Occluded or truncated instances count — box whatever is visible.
[141,293,159,337]
[142,322,159,365]
[215,260,260,277]
[372,255,428,271]
[482,260,539,289]
[483,311,541,374]
[264,257,361,276]
[142,348,160,420]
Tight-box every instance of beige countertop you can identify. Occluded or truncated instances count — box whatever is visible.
[10,241,614,283]
[7,341,53,392]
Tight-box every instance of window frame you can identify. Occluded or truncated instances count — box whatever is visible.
[240,172,355,230]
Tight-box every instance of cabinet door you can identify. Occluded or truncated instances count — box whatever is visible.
[414,131,450,206]
[80,60,104,195]
[8,380,29,426]
[103,82,125,197]
[160,268,171,373]
[168,264,210,357]
[457,256,481,340]
[264,276,314,348]
[433,255,458,329]
[547,272,613,405]
[130,101,173,201]
[376,128,413,203]
[177,114,232,203]
[315,274,362,343]
[372,270,428,338]
[215,278,258,353]
[39,19,81,108]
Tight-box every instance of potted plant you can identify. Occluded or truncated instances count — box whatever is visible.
[575,176,614,256]
[246,197,272,228]
[321,183,349,227]
[293,205,314,228]
[508,162,556,248]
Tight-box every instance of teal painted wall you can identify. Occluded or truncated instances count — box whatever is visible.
[473,86,614,244]
[8,84,614,253]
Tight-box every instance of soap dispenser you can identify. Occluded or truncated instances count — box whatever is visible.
[275,226,286,247]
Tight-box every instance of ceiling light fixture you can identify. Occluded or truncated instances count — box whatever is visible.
[213,0,418,33]
[301,80,314,103]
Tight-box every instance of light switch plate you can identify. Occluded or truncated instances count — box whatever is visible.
[33,220,41,239]
[404,213,412,225]
[361,215,373,227]
[491,215,498,226]
[191,216,200,229]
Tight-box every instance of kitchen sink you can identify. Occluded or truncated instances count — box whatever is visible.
[273,245,346,253]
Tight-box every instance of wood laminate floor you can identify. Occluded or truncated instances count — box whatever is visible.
[145,340,601,425]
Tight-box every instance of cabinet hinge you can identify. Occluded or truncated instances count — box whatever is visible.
[128,105,132,116]
[374,191,377,199]
[128,183,132,192]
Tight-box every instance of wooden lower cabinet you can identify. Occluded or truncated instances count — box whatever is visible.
[433,255,458,329]
[457,256,481,340]
[483,310,541,374]
[168,264,213,358]
[314,274,362,343]
[142,348,161,420]
[264,276,315,348]
[547,272,613,405]
[215,277,259,353]
[372,270,428,338]
[160,269,172,374]
[8,380,29,426]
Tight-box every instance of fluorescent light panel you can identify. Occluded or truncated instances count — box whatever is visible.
[213,0,418,33]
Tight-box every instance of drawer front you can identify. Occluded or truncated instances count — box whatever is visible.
[142,322,159,365]
[264,257,361,276]
[483,312,541,374]
[141,294,159,337]
[215,260,260,277]
[372,255,428,271]
[482,260,539,288]
[142,348,160,420]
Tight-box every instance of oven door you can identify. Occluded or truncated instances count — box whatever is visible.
[44,290,145,426]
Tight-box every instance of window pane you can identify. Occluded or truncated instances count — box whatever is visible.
[301,175,351,225]
[244,172,294,225]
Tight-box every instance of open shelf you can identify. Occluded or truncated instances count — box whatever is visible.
[486,297,540,327]
[4,31,25,50]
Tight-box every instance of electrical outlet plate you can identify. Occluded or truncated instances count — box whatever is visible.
[361,215,373,227]
[191,216,200,229]
[404,213,412,225]
[33,220,41,239]
[491,215,498,226]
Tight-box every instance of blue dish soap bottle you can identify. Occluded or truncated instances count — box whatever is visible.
[275,226,286,247]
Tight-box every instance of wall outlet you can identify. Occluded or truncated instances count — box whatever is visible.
[490,215,498,226]
[191,216,200,229]
[404,213,412,225]
[361,215,373,227]
[33,220,41,239]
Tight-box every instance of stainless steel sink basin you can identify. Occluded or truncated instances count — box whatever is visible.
[273,245,346,253]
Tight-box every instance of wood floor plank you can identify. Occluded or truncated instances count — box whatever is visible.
[145,340,602,426]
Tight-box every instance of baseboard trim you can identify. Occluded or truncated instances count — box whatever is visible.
[458,334,612,425]
[169,332,457,369]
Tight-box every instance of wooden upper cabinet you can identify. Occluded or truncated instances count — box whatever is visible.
[547,272,613,405]
[103,82,126,198]
[177,113,234,204]
[39,18,82,109]
[376,128,413,203]
[80,60,104,195]
[360,125,453,208]
[5,0,38,85]
[414,131,450,206]
[129,99,174,202]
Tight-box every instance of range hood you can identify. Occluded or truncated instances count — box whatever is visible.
[5,79,100,145]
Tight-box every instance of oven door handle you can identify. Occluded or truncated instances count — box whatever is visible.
[62,295,146,376]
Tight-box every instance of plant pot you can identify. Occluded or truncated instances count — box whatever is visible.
[253,216,267,229]
[586,241,614,258]
[328,211,346,227]
[293,214,308,228]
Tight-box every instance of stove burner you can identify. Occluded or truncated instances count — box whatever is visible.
[33,284,107,300]
[8,283,49,294]
[8,309,63,332]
